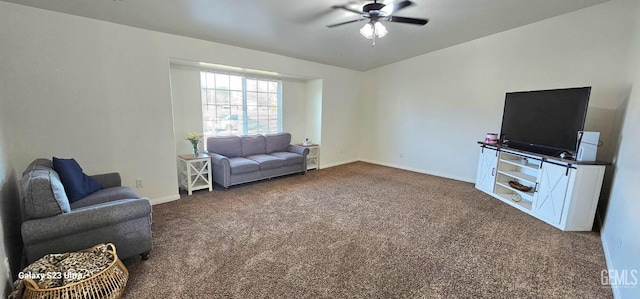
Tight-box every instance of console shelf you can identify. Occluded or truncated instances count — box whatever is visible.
[495,182,535,201]
[499,159,540,172]
[497,170,536,184]
[475,142,606,231]
[494,193,533,211]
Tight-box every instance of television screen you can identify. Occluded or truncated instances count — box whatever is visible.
[500,87,591,156]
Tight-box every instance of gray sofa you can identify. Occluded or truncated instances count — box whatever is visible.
[206,133,309,189]
[20,159,153,263]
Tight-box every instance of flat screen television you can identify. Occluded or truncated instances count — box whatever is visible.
[499,87,591,157]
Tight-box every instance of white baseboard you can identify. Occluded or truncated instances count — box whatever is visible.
[598,211,621,299]
[601,231,621,299]
[150,194,180,205]
[358,158,475,183]
[319,159,359,169]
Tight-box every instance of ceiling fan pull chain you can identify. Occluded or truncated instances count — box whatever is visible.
[372,25,377,47]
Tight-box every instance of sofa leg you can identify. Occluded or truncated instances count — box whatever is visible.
[224,187,229,191]
[141,251,151,260]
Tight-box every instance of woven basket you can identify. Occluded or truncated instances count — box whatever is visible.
[22,243,129,299]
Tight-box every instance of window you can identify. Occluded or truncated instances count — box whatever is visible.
[200,71,282,137]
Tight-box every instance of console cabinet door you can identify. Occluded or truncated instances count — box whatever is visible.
[533,162,570,225]
[475,147,498,193]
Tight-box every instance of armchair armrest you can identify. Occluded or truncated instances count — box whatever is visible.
[21,198,151,245]
[90,173,121,188]
[287,145,309,157]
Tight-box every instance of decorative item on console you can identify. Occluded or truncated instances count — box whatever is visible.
[576,131,600,162]
[303,138,312,146]
[485,133,499,144]
[508,180,533,192]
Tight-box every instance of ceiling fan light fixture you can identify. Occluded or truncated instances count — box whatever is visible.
[374,21,388,38]
[359,22,374,39]
[360,21,387,39]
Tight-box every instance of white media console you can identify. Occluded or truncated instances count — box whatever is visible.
[475,142,607,231]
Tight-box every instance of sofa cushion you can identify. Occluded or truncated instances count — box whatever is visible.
[207,136,242,158]
[241,135,266,157]
[70,186,140,210]
[21,159,71,220]
[246,154,284,170]
[265,133,291,153]
[269,152,305,166]
[228,157,260,174]
[53,157,102,203]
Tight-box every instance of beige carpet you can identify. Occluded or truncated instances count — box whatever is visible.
[122,162,612,298]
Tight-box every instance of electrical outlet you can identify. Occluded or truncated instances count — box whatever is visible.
[399,152,404,158]
[135,178,143,188]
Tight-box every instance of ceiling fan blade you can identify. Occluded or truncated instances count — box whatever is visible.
[326,18,367,28]
[385,16,429,25]
[384,0,414,15]
[331,5,363,15]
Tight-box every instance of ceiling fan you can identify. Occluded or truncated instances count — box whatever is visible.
[327,0,429,46]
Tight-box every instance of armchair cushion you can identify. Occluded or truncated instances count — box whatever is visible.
[70,186,140,210]
[52,157,102,203]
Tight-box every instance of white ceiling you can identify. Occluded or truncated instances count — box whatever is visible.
[3,0,610,71]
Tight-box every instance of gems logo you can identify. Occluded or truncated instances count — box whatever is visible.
[601,269,638,288]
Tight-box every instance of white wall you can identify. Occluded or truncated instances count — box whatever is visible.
[360,0,638,182]
[321,75,361,167]
[305,79,323,145]
[170,65,203,155]
[282,80,310,144]
[600,2,640,297]
[602,65,640,299]
[0,2,179,202]
[0,2,362,203]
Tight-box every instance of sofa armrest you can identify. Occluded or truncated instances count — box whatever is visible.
[207,152,230,167]
[287,145,309,157]
[21,198,151,245]
[90,173,121,188]
[206,152,232,188]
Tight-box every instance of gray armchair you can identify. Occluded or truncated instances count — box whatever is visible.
[20,159,152,263]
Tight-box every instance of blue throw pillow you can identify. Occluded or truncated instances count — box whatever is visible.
[52,157,102,203]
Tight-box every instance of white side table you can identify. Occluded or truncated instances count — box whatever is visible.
[178,154,213,195]
[297,144,320,170]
